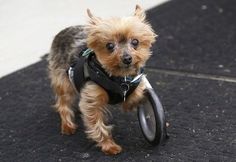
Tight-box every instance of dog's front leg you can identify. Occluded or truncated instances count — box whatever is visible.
[122,80,146,112]
[79,82,122,155]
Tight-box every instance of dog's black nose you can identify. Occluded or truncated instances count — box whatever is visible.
[122,54,132,65]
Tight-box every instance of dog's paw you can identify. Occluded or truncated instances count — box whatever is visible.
[122,103,136,112]
[61,123,77,135]
[123,107,134,112]
[101,140,122,155]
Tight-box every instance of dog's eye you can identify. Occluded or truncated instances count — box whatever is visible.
[106,43,115,52]
[131,39,139,47]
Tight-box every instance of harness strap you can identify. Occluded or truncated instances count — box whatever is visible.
[67,48,143,104]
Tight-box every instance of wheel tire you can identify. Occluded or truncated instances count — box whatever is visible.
[138,88,167,145]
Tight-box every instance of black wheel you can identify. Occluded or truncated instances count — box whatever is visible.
[138,87,167,145]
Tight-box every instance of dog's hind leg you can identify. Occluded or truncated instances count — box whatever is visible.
[50,70,78,135]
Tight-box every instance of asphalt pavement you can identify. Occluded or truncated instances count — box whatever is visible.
[0,0,236,161]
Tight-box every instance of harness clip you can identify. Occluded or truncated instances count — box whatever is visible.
[121,82,130,101]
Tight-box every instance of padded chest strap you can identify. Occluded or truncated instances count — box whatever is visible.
[67,49,143,104]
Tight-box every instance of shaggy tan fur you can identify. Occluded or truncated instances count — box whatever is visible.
[48,5,156,155]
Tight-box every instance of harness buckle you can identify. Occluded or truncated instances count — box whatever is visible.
[68,67,74,84]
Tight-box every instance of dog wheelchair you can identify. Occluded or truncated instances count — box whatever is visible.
[138,76,168,145]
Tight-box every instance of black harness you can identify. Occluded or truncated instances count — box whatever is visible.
[67,48,143,104]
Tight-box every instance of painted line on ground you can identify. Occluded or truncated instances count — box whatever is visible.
[146,68,236,83]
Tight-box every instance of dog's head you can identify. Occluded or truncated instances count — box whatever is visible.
[86,5,156,76]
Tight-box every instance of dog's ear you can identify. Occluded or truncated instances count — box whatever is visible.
[134,5,146,21]
[87,9,101,25]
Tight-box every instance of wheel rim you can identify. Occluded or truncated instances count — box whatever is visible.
[139,98,156,141]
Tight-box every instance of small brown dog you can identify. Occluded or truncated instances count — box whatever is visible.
[48,5,156,155]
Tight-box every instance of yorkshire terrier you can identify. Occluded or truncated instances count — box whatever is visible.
[48,5,156,155]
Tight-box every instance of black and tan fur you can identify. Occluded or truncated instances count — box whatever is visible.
[48,5,156,155]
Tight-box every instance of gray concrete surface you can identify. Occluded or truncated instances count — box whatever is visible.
[0,0,168,78]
